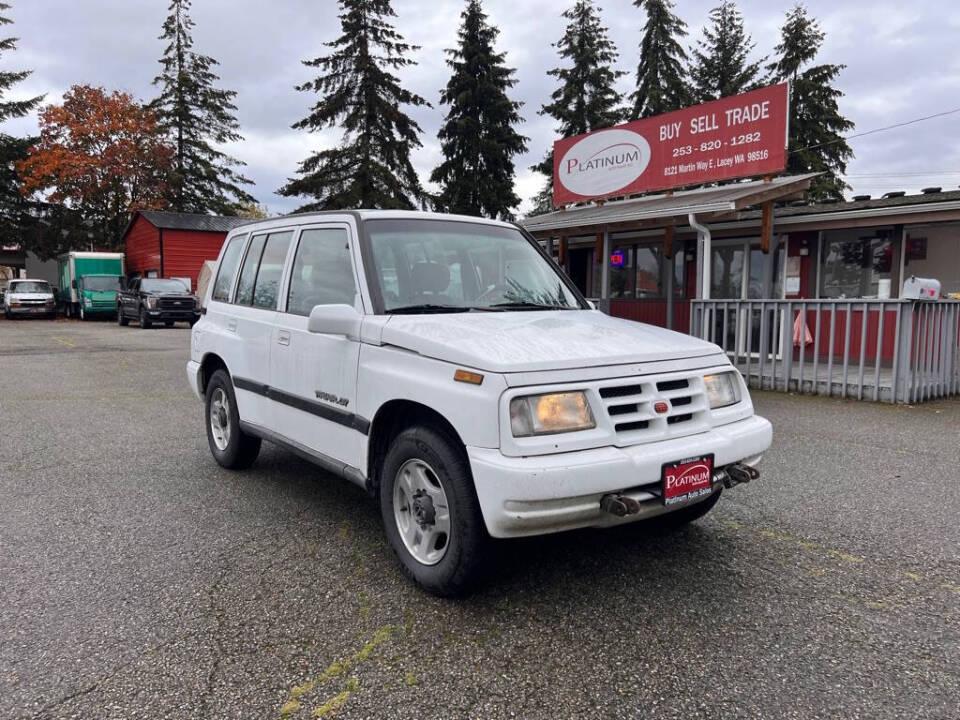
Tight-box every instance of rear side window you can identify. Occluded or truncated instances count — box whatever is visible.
[234,234,267,306]
[287,228,356,316]
[252,231,294,309]
[212,234,247,302]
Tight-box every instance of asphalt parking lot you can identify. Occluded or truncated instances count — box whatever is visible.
[1,317,958,720]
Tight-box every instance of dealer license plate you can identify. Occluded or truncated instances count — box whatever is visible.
[662,455,714,506]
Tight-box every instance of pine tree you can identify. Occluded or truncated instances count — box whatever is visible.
[431,0,527,220]
[629,0,692,120]
[0,1,43,246]
[768,4,853,201]
[151,0,254,215]
[280,0,428,211]
[531,0,624,213]
[690,1,763,102]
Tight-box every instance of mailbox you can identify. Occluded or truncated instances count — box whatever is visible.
[902,276,941,300]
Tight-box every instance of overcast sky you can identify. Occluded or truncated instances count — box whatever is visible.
[4,0,959,215]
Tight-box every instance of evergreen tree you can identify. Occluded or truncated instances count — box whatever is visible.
[768,4,853,200]
[531,0,624,214]
[629,0,692,120]
[431,0,527,220]
[690,1,763,102]
[151,0,254,215]
[280,0,428,211]
[0,1,43,246]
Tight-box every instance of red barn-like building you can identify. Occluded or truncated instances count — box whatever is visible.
[121,211,251,291]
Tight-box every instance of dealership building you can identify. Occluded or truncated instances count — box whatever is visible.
[523,181,960,328]
[521,181,960,404]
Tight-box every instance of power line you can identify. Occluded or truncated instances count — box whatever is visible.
[844,171,960,178]
[795,106,960,154]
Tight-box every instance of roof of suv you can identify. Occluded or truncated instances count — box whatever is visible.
[225,209,518,235]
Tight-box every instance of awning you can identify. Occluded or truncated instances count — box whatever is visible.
[521,173,820,237]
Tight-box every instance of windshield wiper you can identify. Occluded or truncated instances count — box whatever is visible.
[387,303,473,315]
[486,301,575,311]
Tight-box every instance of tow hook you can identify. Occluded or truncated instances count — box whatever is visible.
[722,462,760,489]
[599,493,642,517]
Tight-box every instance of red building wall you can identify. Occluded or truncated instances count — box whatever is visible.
[124,215,161,278]
[123,215,227,292]
[161,230,226,292]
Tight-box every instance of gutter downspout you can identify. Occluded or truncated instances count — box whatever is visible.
[688,213,711,300]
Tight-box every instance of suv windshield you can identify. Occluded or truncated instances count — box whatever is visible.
[365,219,582,313]
[10,281,52,294]
[141,279,189,293]
[80,276,121,292]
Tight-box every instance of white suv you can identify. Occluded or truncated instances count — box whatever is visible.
[187,211,771,594]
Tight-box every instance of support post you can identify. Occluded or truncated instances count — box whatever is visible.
[761,200,773,254]
[689,213,711,300]
[600,231,610,312]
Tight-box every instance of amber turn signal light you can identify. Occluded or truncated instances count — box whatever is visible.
[453,369,484,385]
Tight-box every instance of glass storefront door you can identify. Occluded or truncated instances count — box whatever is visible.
[711,239,785,357]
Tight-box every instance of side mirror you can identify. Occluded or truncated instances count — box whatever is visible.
[119,276,127,290]
[307,304,361,340]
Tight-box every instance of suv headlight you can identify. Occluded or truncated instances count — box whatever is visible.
[510,391,595,437]
[146,297,157,309]
[703,371,741,409]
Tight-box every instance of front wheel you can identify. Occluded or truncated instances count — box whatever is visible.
[379,425,488,596]
[205,369,261,470]
[139,307,151,329]
[117,305,128,326]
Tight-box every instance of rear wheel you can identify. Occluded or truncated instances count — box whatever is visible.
[139,307,151,329]
[379,425,488,596]
[205,369,261,470]
[117,305,128,326]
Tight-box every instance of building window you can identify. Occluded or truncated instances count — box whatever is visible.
[903,223,960,295]
[608,241,684,299]
[819,227,896,299]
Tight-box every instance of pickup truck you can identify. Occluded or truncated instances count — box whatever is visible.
[188,211,772,595]
[117,277,200,328]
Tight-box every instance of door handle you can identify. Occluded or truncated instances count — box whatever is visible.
[227,319,237,332]
[277,330,291,346]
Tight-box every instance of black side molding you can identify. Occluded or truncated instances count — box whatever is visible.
[239,420,367,489]
[232,376,370,435]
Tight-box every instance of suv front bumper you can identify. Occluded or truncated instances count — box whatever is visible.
[468,414,772,538]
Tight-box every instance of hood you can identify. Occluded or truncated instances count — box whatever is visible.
[82,289,118,301]
[8,292,54,301]
[380,309,720,373]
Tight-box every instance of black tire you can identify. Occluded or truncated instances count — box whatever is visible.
[139,306,151,329]
[117,305,128,326]
[379,425,488,596]
[164,320,174,327]
[204,369,261,470]
[659,489,722,527]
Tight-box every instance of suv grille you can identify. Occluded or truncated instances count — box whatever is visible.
[596,373,709,444]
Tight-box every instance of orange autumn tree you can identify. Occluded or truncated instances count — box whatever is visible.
[18,84,174,249]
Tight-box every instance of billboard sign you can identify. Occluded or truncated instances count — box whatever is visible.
[553,82,789,207]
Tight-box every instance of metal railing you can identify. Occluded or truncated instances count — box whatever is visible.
[690,299,960,403]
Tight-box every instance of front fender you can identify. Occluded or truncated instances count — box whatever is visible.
[356,344,505,450]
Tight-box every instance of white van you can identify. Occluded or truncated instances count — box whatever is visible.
[187,211,771,594]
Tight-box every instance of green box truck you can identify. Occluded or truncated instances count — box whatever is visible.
[57,252,125,320]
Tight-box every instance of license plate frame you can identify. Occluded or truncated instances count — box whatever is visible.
[661,454,714,506]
